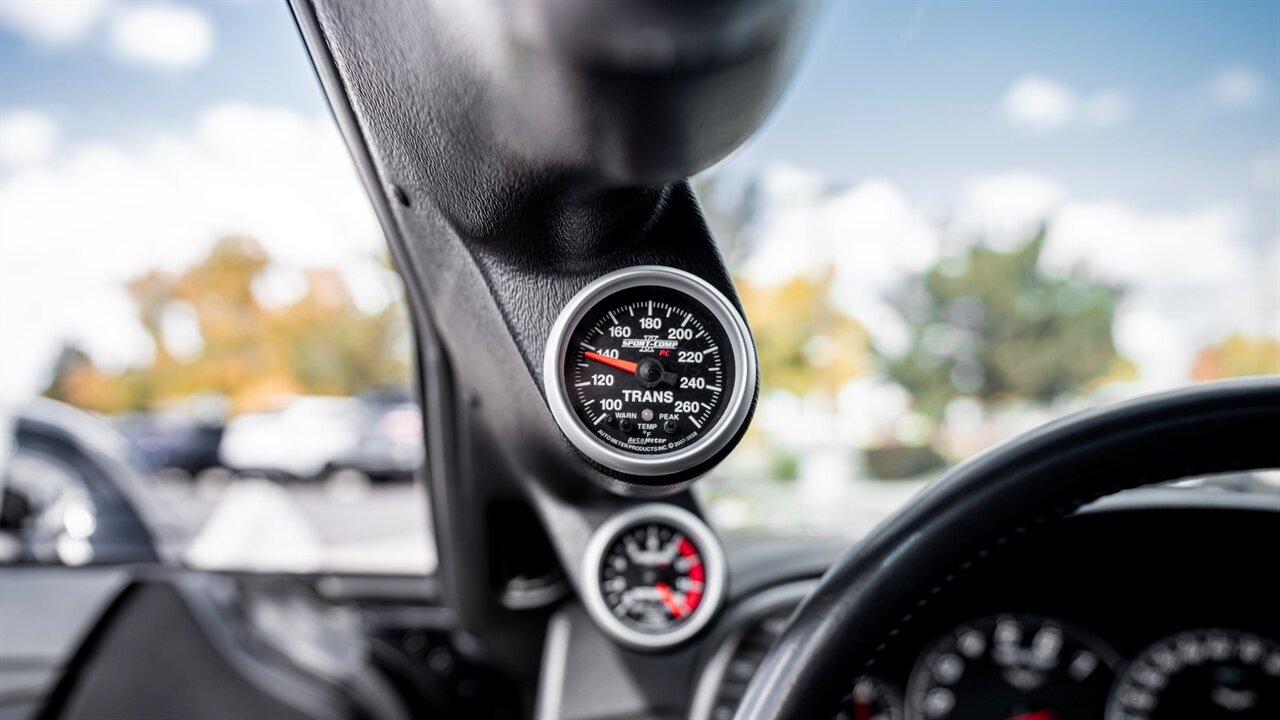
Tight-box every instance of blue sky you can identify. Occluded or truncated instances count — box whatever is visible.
[0,2,322,150]
[0,1,1277,399]
[736,1,1279,209]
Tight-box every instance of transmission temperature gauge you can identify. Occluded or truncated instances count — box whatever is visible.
[544,266,757,480]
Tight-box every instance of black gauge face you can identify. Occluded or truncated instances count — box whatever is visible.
[1107,630,1280,720]
[564,286,735,457]
[907,614,1119,720]
[599,519,706,633]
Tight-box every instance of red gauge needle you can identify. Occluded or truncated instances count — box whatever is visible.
[654,582,685,619]
[1008,711,1056,720]
[584,350,639,374]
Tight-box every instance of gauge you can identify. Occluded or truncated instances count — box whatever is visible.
[544,266,756,480]
[907,614,1120,720]
[837,676,904,720]
[1106,629,1280,719]
[581,503,726,650]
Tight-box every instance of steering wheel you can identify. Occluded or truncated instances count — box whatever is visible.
[735,377,1280,720]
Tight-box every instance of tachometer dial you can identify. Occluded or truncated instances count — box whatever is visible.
[582,504,726,650]
[907,614,1119,720]
[544,266,756,480]
[1106,629,1280,720]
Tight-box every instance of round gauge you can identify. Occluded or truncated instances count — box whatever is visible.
[838,676,903,720]
[906,614,1120,720]
[581,503,726,650]
[544,266,756,479]
[1106,629,1280,720]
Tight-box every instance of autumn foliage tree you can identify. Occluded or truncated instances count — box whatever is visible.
[736,270,872,397]
[44,237,411,415]
[1191,334,1280,380]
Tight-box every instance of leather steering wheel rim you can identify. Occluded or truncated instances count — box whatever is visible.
[734,377,1280,720]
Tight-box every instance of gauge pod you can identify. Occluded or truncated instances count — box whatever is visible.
[581,504,726,651]
[543,266,757,483]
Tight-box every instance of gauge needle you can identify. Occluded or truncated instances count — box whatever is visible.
[584,351,639,374]
[1008,711,1056,720]
[654,582,685,619]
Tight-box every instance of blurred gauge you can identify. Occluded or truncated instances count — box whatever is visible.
[1106,629,1280,719]
[906,614,1119,720]
[837,676,903,720]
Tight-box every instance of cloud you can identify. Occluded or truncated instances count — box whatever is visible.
[1000,75,1131,133]
[957,171,1066,245]
[0,110,59,167]
[0,0,110,46]
[107,4,213,70]
[1002,75,1075,132]
[739,168,938,356]
[0,1,213,72]
[1210,65,1265,109]
[0,104,383,401]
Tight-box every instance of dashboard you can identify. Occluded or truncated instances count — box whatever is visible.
[691,489,1280,720]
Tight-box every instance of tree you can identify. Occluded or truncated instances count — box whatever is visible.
[44,237,412,414]
[1191,334,1280,380]
[883,230,1125,420]
[736,270,872,397]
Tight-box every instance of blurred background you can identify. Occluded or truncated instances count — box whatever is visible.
[1,2,1277,576]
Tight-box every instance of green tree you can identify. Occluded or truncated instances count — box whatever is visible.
[884,230,1124,420]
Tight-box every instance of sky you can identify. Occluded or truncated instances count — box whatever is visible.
[1,0,1277,403]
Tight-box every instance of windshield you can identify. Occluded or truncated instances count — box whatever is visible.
[1,2,1275,560]
[695,1,1280,536]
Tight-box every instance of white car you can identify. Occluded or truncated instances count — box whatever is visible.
[218,397,363,480]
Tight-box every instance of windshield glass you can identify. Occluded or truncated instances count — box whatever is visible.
[696,1,1280,537]
[0,2,432,574]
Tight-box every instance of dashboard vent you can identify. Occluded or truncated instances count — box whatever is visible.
[702,608,792,720]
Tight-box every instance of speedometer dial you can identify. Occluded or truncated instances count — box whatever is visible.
[907,614,1119,720]
[544,266,756,480]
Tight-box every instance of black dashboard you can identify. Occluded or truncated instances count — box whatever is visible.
[689,487,1280,720]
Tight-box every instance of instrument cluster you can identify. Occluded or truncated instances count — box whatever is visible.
[843,617,1279,720]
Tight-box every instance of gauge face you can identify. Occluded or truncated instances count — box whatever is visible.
[565,286,732,455]
[599,518,705,632]
[907,614,1119,720]
[545,266,756,479]
[1107,629,1280,720]
[581,504,725,650]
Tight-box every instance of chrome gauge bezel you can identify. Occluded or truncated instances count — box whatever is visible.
[581,503,727,651]
[543,265,756,478]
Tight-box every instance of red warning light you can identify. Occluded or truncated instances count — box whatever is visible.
[659,349,671,357]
